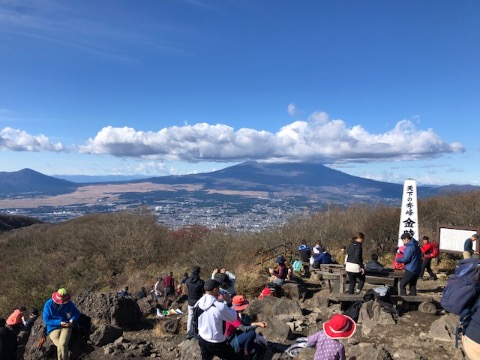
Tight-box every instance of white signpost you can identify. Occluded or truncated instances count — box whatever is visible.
[398,179,419,247]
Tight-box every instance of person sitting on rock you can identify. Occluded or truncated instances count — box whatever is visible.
[136,287,148,300]
[212,267,237,297]
[225,295,267,359]
[269,255,288,286]
[43,288,80,360]
[365,253,386,272]
[6,306,26,334]
[117,286,131,298]
[22,308,39,331]
[306,313,356,359]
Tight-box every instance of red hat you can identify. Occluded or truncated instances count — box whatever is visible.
[323,314,356,339]
[52,288,71,305]
[232,295,249,311]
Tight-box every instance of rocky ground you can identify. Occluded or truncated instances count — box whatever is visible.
[21,273,470,360]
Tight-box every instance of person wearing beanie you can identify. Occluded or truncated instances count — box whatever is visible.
[186,265,205,334]
[6,306,27,334]
[195,279,237,360]
[43,288,80,360]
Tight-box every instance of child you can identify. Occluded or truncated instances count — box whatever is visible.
[306,313,356,359]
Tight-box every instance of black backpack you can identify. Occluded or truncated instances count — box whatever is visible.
[185,303,216,340]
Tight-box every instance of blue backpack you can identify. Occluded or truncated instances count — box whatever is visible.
[440,258,480,315]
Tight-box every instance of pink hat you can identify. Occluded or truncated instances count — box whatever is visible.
[52,288,71,305]
[323,314,356,339]
[232,295,250,311]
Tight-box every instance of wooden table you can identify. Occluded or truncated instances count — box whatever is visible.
[312,267,405,294]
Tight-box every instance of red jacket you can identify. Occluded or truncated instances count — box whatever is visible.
[6,309,23,326]
[421,242,434,258]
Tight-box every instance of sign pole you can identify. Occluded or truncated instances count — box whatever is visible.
[398,179,419,248]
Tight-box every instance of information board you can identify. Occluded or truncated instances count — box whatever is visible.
[438,226,479,253]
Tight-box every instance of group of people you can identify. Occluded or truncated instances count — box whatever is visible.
[0,306,39,359]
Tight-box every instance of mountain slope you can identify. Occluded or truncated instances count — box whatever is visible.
[0,168,78,196]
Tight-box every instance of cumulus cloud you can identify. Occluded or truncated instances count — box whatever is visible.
[79,112,464,165]
[0,127,65,152]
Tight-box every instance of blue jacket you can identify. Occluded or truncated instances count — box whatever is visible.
[464,238,474,255]
[313,252,332,264]
[43,299,80,335]
[397,240,422,274]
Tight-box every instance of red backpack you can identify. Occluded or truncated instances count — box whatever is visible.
[392,252,405,270]
[430,241,439,258]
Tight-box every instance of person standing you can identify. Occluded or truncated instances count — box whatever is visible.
[43,288,80,360]
[397,233,422,296]
[0,317,17,360]
[420,236,438,281]
[345,232,365,294]
[464,234,479,259]
[186,266,205,334]
[163,272,175,297]
[196,279,237,360]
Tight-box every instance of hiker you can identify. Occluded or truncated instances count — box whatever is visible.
[136,287,148,300]
[186,265,205,334]
[0,317,17,360]
[22,308,39,331]
[181,272,189,285]
[462,295,480,360]
[6,306,26,334]
[313,240,326,255]
[117,286,131,298]
[225,295,267,358]
[397,233,422,296]
[334,245,347,264]
[392,245,406,270]
[298,239,312,277]
[153,277,163,300]
[312,250,333,269]
[43,288,80,360]
[306,313,356,359]
[269,255,288,286]
[212,267,237,296]
[420,236,438,281]
[464,233,479,259]
[345,232,366,294]
[163,272,176,297]
[196,279,237,360]
[365,253,386,272]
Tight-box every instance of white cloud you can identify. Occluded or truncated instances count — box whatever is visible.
[79,112,464,165]
[287,103,297,117]
[0,127,65,152]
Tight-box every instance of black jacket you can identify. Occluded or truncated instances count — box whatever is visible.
[186,275,205,306]
[346,241,363,267]
[0,326,17,360]
[365,260,386,272]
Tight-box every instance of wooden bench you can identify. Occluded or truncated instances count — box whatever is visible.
[328,292,432,303]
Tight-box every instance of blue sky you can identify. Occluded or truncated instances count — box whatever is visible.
[0,0,478,185]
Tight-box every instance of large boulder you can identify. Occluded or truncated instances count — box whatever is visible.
[429,313,459,341]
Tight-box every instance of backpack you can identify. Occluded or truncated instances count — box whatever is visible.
[430,241,439,258]
[185,303,216,340]
[440,258,480,315]
[392,253,405,270]
[292,260,303,272]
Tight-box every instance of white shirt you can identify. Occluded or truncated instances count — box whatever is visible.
[196,294,237,343]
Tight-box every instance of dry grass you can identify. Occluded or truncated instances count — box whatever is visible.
[1,190,480,315]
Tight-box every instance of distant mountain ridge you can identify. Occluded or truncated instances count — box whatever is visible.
[0,162,477,200]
